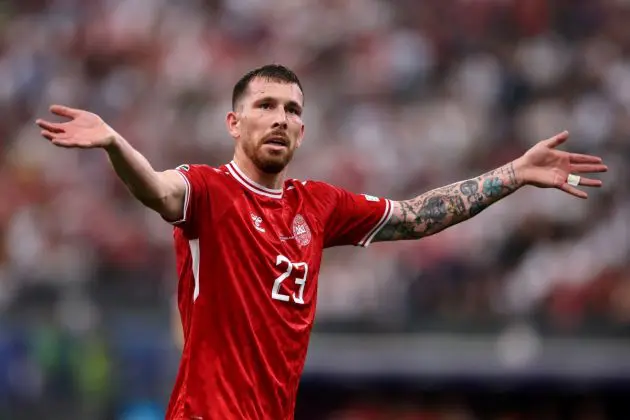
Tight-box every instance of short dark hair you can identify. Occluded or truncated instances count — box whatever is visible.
[231,64,303,110]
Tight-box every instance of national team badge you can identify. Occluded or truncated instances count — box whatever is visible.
[292,214,311,247]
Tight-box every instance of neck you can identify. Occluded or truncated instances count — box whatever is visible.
[232,153,286,190]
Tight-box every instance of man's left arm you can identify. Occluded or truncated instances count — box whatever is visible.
[374,131,608,242]
[374,162,521,241]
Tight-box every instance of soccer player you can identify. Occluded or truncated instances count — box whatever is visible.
[35,64,607,420]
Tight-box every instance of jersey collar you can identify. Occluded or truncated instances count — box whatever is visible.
[227,161,284,199]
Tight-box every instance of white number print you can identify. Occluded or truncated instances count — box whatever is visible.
[272,255,309,304]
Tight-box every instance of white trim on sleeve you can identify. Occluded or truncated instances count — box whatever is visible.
[170,169,191,225]
[357,199,394,248]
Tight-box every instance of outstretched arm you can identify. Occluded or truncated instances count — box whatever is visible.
[104,135,186,222]
[374,162,522,241]
[36,105,186,222]
[374,131,608,242]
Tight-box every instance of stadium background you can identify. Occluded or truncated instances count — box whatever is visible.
[1,0,629,418]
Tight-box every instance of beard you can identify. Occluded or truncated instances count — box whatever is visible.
[244,140,296,174]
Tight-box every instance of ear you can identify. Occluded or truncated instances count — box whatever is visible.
[296,124,305,149]
[226,111,240,139]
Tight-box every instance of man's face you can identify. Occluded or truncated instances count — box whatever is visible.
[228,78,305,174]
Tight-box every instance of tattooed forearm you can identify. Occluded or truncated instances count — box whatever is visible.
[374,162,522,242]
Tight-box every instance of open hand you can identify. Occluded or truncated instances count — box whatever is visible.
[516,131,608,199]
[36,105,118,149]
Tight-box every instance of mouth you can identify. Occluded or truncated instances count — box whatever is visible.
[263,136,289,148]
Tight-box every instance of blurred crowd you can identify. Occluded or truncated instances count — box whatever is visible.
[1,0,630,418]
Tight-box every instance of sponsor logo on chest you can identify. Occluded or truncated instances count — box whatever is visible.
[250,213,265,233]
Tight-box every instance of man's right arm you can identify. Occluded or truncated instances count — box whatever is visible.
[105,135,186,223]
[36,105,186,222]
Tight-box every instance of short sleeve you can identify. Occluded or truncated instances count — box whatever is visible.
[169,164,210,238]
[321,184,394,248]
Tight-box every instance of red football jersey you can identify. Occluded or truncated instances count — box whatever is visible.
[165,161,392,420]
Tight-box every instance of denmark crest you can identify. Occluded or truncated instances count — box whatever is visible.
[292,214,311,247]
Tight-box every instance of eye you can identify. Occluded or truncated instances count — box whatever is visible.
[287,107,302,116]
[259,102,272,110]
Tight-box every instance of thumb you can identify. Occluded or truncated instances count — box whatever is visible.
[545,130,569,148]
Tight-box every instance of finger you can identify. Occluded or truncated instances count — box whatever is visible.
[545,130,569,148]
[569,153,602,164]
[50,138,80,148]
[50,104,80,119]
[41,129,56,141]
[50,140,75,149]
[570,163,608,173]
[577,177,603,187]
[35,119,65,133]
[560,183,588,199]
[41,129,71,141]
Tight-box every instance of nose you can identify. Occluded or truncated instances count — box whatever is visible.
[272,109,288,130]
